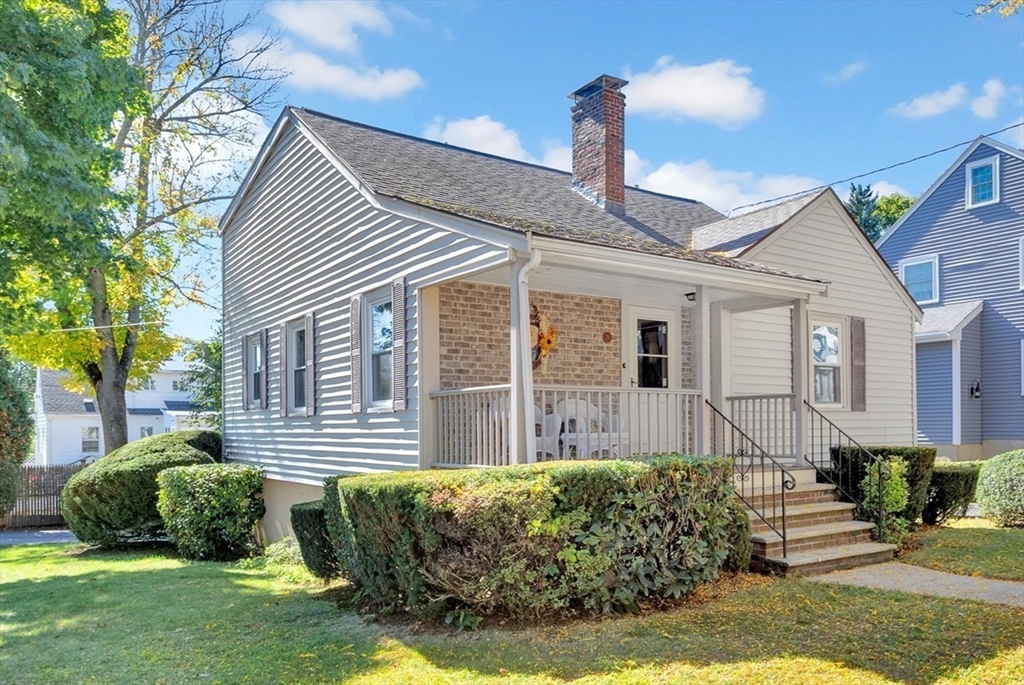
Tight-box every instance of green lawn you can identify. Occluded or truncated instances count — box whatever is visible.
[1,543,1022,684]
[901,518,1024,582]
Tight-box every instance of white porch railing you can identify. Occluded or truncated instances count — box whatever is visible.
[726,393,795,459]
[430,384,701,467]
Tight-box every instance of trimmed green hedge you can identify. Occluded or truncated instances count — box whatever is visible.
[977,450,1024,527]
[157,463,265,560]
[828,445,936,523]
[922,461,983,525]
[290,500,339,580]
[325,455,734,619]
[721,499,752,573]
[61,431,221,545]
[0,460,18,519]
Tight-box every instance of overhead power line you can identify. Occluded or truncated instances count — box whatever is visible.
[34,320,166,334]
[727,121,1024,215]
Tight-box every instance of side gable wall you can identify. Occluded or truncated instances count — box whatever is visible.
[878,144,1024,442]
[732,197,917,445]
[221,123,511,485]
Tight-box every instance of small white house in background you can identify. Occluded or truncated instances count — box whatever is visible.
[30,361,214,465]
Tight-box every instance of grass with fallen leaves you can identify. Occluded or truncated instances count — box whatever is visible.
[901,517,1024,582]
[1,543,1022,684]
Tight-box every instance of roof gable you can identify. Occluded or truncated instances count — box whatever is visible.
[876,135,1024,249]
[692,191,823,256]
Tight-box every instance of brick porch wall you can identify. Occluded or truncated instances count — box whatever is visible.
[437,281,695,390]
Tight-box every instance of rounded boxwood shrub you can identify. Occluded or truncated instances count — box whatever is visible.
[977,450,1024,527]
[828,445,935,524]
[721,499,752,573]
[157,463,265,560]
[60,431,221,545]
[290,500,340,580]
[922,461,983,525]
[861,457,910,546]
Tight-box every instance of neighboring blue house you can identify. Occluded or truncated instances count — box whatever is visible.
[878,135,1023,460]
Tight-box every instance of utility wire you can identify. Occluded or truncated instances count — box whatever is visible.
[727,121,1024,215]
[34,320,166,333]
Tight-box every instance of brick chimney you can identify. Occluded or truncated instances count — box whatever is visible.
[570,75,628,216]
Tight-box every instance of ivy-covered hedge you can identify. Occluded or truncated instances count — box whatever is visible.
[61,431,221,545]
[922,461,983,525]
[324,456,735,619]
[157,463,265,560]
[977,450,1024,527]
[290,500,339,580]
[828,445,936,523]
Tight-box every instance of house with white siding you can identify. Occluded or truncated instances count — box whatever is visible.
[221,75,922,572]
[878,136,1024,460]
[31,362,210,464]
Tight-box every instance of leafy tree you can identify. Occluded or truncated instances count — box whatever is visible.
[181,325,222,430]
[976,0,1023,17]
[0,348,33,517]
[845,183,883,242]
[4,0,282,453]
[873,193,915,234]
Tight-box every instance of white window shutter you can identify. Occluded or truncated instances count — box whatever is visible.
[241,336,250,411]
[351,295,363,414]
[851,316,866,412]
[259,328,269,410]
[392,278,407,411]
[279,323,288,418]
[305,312,315,417]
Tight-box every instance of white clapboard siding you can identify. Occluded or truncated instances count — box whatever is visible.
[221,123,511,485]
[732,195,917,445]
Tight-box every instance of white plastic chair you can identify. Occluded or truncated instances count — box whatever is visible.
[534,406,563,460]
[555,398,625,459]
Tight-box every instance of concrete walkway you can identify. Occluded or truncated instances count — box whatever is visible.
[809,561,1024,607]
[0,529,80,546]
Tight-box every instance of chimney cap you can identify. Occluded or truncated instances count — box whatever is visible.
[569,74,628,102]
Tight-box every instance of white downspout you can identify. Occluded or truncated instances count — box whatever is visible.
[517,244,542,463]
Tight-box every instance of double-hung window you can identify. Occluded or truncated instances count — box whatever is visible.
[899,255,939,305]
[289,321,307,412]
[172,380,183,392]
[140,426,153,439]
[812,322,843,405]
[143,377,156,391]
[281,315,314,416]
[965,156,999,208]
[243,331,268,411]
[368,296,394,406]
[82,427,100,453]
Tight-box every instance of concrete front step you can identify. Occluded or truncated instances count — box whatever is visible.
[737,483,838,508]
[747,501,857,534]
[751,521,877,568]
[763,542,898,577]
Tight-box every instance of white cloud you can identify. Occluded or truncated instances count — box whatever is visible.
[267,1,391,53]
[825,61,866,84]
[971,79,1008,118]
[890,84,968,119]
[870,181,911,197]
[539,140,572,171]
[424,116,533,161]
[624,57,766,128]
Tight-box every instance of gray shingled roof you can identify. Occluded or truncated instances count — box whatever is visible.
[291,108,824,284]
[37,370,94,415]
[916,300,983,338]
[164,400,199,412]
[692,191,822,256]
[128,408,164,416]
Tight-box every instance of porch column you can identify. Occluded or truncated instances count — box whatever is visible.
[792,297,809,467]
[695,285,712,454]
[509,253,539,464]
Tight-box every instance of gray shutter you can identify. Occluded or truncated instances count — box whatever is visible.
[851,316,866,412]
[305,312,315,417]
[259,328,269,410]
[789,308,794,396]
[279,323,288,418]
[350,296,363,414]
[241,336,250,411]
[392,278,407,411]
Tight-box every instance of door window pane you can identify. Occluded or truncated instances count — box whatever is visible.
[637,319,669,388]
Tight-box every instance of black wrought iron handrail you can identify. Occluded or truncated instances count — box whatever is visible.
[706,400,797,557]
[803,400,885,540]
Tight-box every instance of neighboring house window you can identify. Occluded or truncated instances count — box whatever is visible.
[172,380,182,392]
[368,295,393,405]
[812,322,843,405]
[288,320,307,412]
[899,255,939,305]
[143,377,157,391]
[965,156,999,208]
[140,426,153,439]
[82,427,100,453]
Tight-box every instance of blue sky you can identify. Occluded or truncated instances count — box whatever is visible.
[169,0,1024,339]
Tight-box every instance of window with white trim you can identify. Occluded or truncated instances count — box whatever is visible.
[812,321,843,405]
[172,380,183,392]
[247,334,262,408]
[82,426,100,453]
[287,320,306,412]
[899,255,939,305]
[965,156,999,208]
[140,426,153,439]
[367,295,393,406]
[142,377,156,391]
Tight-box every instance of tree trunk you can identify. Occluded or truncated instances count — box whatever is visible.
[88,266,133,454]
[95,373,129,454]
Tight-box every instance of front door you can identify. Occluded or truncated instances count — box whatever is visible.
[623,305,680,389]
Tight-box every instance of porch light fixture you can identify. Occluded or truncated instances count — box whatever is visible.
[969,380,982,399]
[685,292,696,302]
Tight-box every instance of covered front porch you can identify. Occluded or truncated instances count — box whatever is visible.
[418,236,829,469]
